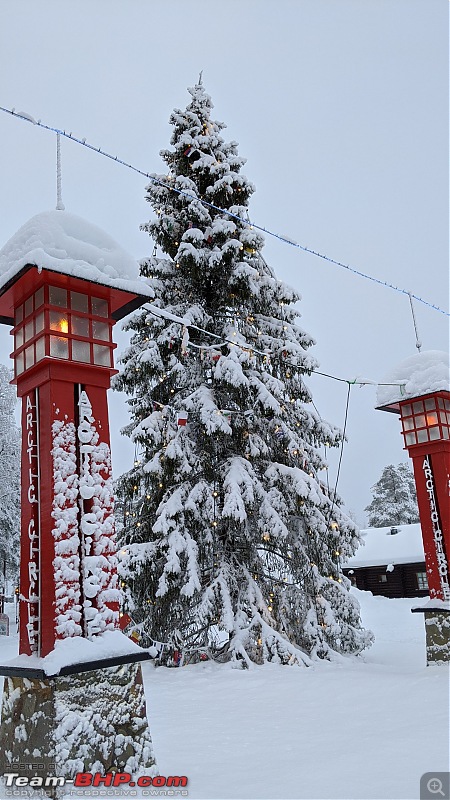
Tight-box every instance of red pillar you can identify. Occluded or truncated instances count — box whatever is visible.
[410,446,450,600]
[18,366,119,657]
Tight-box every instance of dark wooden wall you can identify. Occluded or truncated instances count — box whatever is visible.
[343,562,428,598]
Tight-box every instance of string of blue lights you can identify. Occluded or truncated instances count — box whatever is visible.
[1,105,448,318]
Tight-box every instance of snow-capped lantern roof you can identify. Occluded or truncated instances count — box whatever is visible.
[376,350,450,413]
[0,210,154,324]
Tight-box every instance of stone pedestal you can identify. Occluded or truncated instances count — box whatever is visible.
[412,605,450,666]
[424,610,450,665]
[0,662,156,798]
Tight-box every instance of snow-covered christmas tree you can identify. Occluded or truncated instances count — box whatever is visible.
[115,80,372,666]
[0,363,20,593]
[365,463,419,528]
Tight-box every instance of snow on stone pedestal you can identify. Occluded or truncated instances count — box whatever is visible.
[376,349,450,664]
[0,209,157,790]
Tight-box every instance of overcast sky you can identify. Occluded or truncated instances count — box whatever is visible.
[0,0,448,525]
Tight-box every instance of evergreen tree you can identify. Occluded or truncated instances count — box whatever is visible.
[0,363,20,593]
[365,463,419,528]
[115,80,372,666]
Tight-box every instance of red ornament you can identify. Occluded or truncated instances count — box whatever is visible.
[119,612,132,631]
[177,411,188,427]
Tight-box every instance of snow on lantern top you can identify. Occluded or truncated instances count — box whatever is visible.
[0,210,154,303]
[376,350,450,413]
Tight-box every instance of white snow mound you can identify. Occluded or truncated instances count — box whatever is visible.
[344,523,424,568]
[4,630,146,676]
[0,210,153,298]
[376,350,449,409]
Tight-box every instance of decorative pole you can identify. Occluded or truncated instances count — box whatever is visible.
[376,350,450,664]
[0,209,157,793]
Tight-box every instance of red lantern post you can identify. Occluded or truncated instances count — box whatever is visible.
[376,351,450,663]
[0,210,157,782]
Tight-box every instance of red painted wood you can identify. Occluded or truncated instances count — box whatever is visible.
[2,263,145,659]
[400,396,450,602]
[19,388,40,655]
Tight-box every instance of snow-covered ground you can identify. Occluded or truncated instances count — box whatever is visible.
[0,590,448,800]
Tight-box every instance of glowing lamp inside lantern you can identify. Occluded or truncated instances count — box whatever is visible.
[11,283,114,376]
[400,394,450,447]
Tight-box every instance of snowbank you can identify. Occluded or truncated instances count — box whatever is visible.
[0,210,154,299]
[376,350,449,410]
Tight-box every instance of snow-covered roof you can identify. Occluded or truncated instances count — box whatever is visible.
[376,350,449,411]
[344,523,425,569]
[0,210,154,299]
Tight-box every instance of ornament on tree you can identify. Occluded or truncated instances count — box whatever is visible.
[183,145,200,162]
[181,325,189,356]
[177,411,188,427]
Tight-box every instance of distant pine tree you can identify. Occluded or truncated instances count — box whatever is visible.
[0,363,20,593]
[365,463,419,528]
[114,80,373,666]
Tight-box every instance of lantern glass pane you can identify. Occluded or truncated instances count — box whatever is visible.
[438,397,444,408]
[15,328,24,349]
[71,315,90,337]
[34,286,44,308]
[428,426,440,441]
[35,337,45,362]
[440,411,447,423]
[424,398,435,411]
[49,311,69,334]
[93,344,111,366]
[25,345,35,370]
[15,305,23,324]
[24,296,33,318]
[416,429,428,443]
[70,291,89,313]
[401,404,411,417]
[72,340,90,363]
[426,412,438,426]
[415,414,426,429]
[49,286,67,308]
[413,401,424,414]
[402,417,414,431]
[443,427,450,439]
[25,319,33,341]
[405,432,416,446]
[92,320,109,341]
[445,399,450,411]
[35,311,44,334]
[92,297,108,317]
[16,352,24,375]
[50,336,69,359]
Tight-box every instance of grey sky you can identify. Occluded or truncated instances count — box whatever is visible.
[0,0,448,524]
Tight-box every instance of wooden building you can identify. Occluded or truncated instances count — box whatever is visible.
[343,523,428,599]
